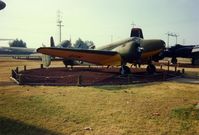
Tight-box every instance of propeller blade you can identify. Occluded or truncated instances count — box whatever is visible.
[42,54,51,67]
[50,36,55,47]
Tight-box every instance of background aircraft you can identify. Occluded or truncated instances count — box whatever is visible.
[0,46,36,56]
[163,44,199,65]
[37,28,165,75]
[0,0,5,10]
[0,38,37,56]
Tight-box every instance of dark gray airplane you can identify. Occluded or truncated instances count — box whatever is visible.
[0,0,6,10]
[0,46,36,56]
[163,44,199,65]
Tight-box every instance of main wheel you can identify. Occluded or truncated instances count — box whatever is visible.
[63,59,74,68]
[146,64,156,74]
[171,57,177,64]
[119,66,131,75]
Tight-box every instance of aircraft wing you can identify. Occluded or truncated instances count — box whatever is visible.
[37,47,122,65]
[192,46,199,53]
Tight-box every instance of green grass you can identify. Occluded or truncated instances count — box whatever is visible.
[171,105,199,120]
[1,58,199,135]
[1,83,199,135]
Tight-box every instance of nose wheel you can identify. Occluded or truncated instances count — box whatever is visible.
[146,64,156,74]
[120,65,131,75]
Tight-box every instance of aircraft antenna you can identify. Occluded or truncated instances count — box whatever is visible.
[131,21,136,28]
[57,10,64,43]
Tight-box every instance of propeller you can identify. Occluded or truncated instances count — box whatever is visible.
[41,36,55,68]
[134,38,144,67]
[42,54,51,67]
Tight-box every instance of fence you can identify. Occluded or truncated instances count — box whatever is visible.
[10,63,184,86]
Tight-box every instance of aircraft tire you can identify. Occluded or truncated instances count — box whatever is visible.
[63,59,74,68]
[171,57,177,64]
[146,64,156,74]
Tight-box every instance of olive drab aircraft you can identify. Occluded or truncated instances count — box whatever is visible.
[0,0,6,10]
[37,28,165,75]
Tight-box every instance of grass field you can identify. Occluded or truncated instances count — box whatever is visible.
[0,57,199,135]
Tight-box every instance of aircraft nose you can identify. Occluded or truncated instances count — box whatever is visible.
[0,1,6,10]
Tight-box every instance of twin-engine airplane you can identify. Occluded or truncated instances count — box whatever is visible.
[37,28,165,74]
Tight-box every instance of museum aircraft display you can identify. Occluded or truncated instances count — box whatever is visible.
[0,39,37,56]
[37,28,165,74]
[0,46,36,56]
[164,44,199,65]
[0,0,6,10]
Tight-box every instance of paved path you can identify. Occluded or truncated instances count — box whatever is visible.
[171,77,199,84]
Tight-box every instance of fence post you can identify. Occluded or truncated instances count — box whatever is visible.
[77,75,82,86]
[167,61,170,71]
[182,69,185,74]
[163,72,166,81]
[160,65,163,70]
[24,65,27,71]
[41,64,43,69]
[16,67,19,73]
[174,64,177,72]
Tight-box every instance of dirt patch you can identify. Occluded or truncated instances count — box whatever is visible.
[13,67,181,86]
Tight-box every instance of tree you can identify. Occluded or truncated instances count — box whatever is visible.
[85,40,95,49]
[73,38,95,49]
[58,40,72,48]
[9,39,27,48]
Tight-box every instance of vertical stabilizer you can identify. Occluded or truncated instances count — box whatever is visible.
[50,36,55,47]
[130,28,144,39]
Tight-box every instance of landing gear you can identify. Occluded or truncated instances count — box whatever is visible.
[171,57,177,64]
[63,59,74,69]
[146,64,156,74]
[119,65,131,75]
[191,58,195,65]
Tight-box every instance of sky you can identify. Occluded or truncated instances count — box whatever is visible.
[1,0,199,48]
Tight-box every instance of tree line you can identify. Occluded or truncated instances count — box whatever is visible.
[9,38,95,49]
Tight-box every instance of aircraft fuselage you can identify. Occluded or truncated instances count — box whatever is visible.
[98,37,165,64]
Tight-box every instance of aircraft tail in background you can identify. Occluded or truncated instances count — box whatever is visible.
[50,36,55,47]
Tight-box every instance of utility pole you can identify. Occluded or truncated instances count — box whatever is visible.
[166,32,179,48]
[175,34,179,44]
[57,10,64,43]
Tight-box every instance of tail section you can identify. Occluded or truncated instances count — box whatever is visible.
[50,36,55,47]
[130,28,144,39]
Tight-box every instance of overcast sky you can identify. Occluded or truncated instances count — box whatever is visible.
[1,0,199,48]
